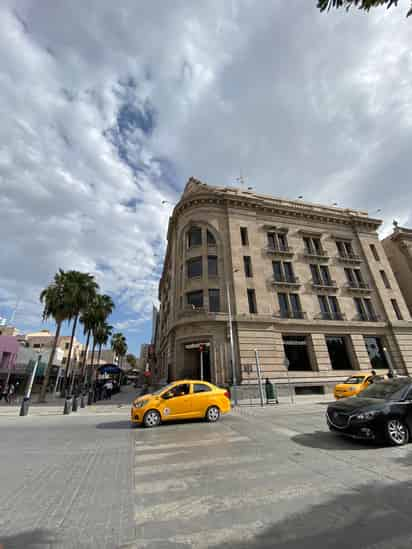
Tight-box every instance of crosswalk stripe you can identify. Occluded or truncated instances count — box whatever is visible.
[135,435,249,452]
[133,453,264,476]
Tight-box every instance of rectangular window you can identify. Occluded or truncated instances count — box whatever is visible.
[303,237,313,254]
[380,270,391,289]
[310,264,321,285]
[290,294,302,317]
[336,241,345,257]
[247,289,257,314]
[320,265,331,285]
[187,290,203,309]
[267,232,288,251]
[207,230,216,246]
[278,293,289,318]
[278,233,288,251]
[267,232,277,249]
[240,227,248,246]
[273,261,283,282]
[283,262,294,282]
[188,227,202,248]
[364,298,376,321]
[391,299,403,320]
[243,256,253,278]
[318,295,329,319]
[207,256,218,277]
[344,268,355,286]
[313,238,322,255]
[65,342,70,349]
[364,336,389,369]
[370,244,380,261]
[329,296,341,319]
[326,336,353,370]
[354,297,367,320]
[187,257,202,278]
[353,269,364,287]
[344,241,354,256]
[208,289,220,313]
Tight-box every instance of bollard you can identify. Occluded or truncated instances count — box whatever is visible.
[72,396,79,412]
[63,396,72,415]
[19,397,30,416]
[80,394,86,408]
[87,390,93,406]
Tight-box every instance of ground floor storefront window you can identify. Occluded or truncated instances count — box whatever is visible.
[326,336,353,370]
[282,335,313,371]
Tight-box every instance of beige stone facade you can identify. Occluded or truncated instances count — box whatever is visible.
[156,178,412,394]
[382,226,412,317]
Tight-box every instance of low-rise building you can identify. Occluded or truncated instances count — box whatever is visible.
[156,178,412,395]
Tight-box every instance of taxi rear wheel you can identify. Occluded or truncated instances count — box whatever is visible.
[143,409,161,428]
[206,406,220,423]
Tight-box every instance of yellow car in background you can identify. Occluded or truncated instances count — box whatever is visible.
[131,379,231,428]
[334,373,373,400]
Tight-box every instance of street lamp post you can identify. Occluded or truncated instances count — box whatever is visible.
[20,354,42,416]
[225,277,238,406]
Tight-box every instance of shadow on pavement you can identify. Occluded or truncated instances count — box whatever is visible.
[0,528,58,549]
[291,430,375,451]
[210,479,412,549]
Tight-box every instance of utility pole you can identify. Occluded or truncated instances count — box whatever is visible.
[20,354,41,416]
[225,279,238,405]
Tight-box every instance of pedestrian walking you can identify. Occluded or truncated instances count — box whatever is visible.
[7,383,15,404]
[2,383,8,402]
[104,379,113,400]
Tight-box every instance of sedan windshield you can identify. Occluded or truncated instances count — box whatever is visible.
[358,380,409,400]
[151,383,175,396]
[344,376,366,385]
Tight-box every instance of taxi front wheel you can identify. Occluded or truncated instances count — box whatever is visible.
[206,406,220,423]
[143,409,161,428]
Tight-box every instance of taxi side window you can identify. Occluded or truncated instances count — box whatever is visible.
[193,383,212,393]
[164,384,190,399]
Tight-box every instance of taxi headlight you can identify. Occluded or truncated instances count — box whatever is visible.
[133,399,149,409]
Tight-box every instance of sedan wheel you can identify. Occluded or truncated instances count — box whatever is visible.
[206,406,220,423]
[386,419,409,446]
[143,410,161,428]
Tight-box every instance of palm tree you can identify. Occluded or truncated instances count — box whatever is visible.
[38,270,70,402]
[63,271,99,395]
[79,294,114,386]
[111,332,127,368]
[95,322,113,367]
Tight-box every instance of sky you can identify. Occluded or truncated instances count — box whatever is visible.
[0,1,411,355]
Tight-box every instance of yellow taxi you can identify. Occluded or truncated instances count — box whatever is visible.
[131,380,231,428]
[334,373,374,400]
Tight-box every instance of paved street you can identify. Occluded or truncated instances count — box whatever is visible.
[2,396,412,548]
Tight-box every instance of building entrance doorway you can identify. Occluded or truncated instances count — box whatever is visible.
[282,335,313,371]
[184,343,212,381]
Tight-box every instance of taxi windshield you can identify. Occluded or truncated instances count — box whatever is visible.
[344,376,366,385]
[151,383,175,396]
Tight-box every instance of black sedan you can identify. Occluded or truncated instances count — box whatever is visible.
[327,377,412,446]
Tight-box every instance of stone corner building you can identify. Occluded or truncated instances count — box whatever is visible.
[382,225,412,317]
[155,177,412,394]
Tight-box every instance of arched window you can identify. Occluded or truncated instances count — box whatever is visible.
[187,226,202,248]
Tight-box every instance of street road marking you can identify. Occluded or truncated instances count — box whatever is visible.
[134,454,265,475]
[134,482,319,524]
[136,450,187,462]
[135,435,249,452]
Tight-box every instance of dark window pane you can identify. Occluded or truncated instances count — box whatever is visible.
[284,262,294,282]
[273,261,282,281]
[391,299,403,320]
[193,383,212,393]
[207,230,216,245]
[289,294,301,314]
[380,270,391,289]
[329,296,340,315]
[370,244,380,261]
[187,257,202,278]
[304,237,313,254]
[320,266,331,285]
[208,289,220,313]
[278,293,289,317]
[354,269,364,285]
[267,233,277,249]
[313,238,322,255]
[336,241,345,257]
[240,227,248,246]
[310,264,320,284]
[364,299,376,320]
[283,336,312,371]
[243,256,253,278]
[208,256,218,277]
[187,291,203,308]
[278,233,288,251]
[354,297,366,320]
[247,289,257,314]
[364,336,389,370]
[318,295,329,314]
[188,226,202,247]
[345,268,354,285]
[326,336,352,370]
[344,241,354,256]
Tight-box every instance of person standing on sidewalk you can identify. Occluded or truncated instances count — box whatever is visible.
[104,379,113,400]
[7,383,15,404]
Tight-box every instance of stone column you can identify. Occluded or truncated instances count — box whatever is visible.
[349,334,371,371]
[310,334,332,372]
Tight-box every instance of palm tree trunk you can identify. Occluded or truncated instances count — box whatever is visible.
[97,344,103,368]
[64,314,78,396]
[89,338,97,384]
[38,321,61,403]
[80,330,91,386]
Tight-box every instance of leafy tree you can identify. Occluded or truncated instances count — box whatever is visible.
[38,270,70,402]
[317,0,412,17]
[126,353,137,369]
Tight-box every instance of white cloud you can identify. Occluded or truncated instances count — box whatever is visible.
[1,1,411,350]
